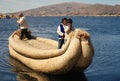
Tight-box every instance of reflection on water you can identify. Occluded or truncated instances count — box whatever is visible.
[9,57,87,81]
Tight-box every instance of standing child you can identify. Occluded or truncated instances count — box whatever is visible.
[64,18,74,42]
[57,18,68,49]
[17,13,31,40]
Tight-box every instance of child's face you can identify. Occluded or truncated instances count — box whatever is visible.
[63,20,67,25]
[67,23,72,27]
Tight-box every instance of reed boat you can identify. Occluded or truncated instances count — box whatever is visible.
[9,57,87,81]
[8,29,94,74]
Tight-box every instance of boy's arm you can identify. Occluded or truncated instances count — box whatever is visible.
[57,25,64,36]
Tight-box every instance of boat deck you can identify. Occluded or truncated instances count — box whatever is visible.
[25,39,57,50]
[13,35,57,50]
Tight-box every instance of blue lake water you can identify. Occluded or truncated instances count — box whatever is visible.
[0,16,120,81]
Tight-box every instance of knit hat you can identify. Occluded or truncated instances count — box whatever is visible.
[67,18,72,23]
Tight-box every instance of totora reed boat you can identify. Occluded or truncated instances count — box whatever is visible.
[8,29,94,74]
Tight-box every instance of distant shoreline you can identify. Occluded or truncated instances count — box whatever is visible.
[0,14,120,19]
[0,15,120,19]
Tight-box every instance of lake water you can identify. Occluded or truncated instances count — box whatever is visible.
[0,16,120,81]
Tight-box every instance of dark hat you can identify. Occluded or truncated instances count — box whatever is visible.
[19,13,24,17]
[67,18,72,23]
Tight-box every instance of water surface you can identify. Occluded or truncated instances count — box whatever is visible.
[0,16,120,81]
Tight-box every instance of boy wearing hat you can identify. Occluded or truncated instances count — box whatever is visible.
[65,18,74,41]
